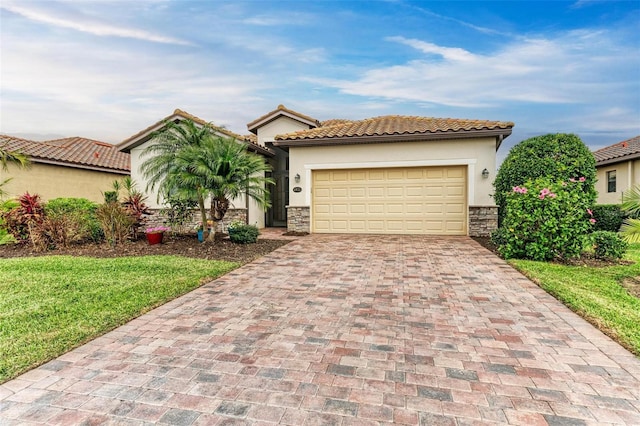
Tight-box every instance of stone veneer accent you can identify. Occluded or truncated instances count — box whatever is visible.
[145,208,247,233]
[286,206,310,233]
[283,205,497,236]
[468,206,498,237]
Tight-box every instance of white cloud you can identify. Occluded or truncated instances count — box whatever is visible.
[241,12,313,26]
[311,30,639,109]
[407,3,513,37]
[0,1,191,45]
[387,36,476,62]
[0,26,268,142]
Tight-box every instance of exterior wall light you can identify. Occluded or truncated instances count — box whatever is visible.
[294,173,301,183]
[482,168,490,178]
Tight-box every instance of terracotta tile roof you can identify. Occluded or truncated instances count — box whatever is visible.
[0,134,130,173]
[247,104,320,133]
[320,118,353,127]
[119,109,272,156]
[274,115,514,143]
[593,135,640,165]
[172,109,256,143]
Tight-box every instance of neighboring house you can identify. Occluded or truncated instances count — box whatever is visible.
[593,135,640,205]
[0,135,130,203]
[120,105,514,236]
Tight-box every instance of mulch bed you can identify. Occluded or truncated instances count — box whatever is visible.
[0,233,291,264]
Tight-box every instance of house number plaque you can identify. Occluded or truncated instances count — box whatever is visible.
[293,187,302,193]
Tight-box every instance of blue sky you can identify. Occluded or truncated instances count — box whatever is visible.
[1,0,638,160]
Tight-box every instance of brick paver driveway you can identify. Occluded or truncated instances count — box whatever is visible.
[1,235,640,425]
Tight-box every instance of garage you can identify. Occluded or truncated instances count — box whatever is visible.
[312,165,467,235]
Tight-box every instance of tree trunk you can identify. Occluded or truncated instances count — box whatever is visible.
[207,196,229,242]
[198,195,210,240]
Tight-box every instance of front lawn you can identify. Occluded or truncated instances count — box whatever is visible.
[0,255,238,383]
[510,244,640,356]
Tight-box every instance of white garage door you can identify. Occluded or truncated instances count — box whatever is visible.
[312,166,467,235]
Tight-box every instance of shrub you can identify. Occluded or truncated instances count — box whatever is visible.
[591,205,625,232]
[160,196,197,234]
[0,199,18,229]
[96,202,135,246]
[45,198,102,242]
[494,134,596,224]
[1,193,44,243]
[589,231,628,260]
[0,229,16,245]
[498,177,594,261]
[103,191,118,203]
[227,222,259,244]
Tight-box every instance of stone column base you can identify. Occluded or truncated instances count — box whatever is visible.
[468,206,498,237]
[286,206,310,233]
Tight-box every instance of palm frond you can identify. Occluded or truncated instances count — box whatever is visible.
[621,184,640,215]
[620,218,640,243]
[0,147,30,171]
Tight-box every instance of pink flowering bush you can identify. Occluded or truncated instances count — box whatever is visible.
[145,226,170,234]
[497,176,594,261]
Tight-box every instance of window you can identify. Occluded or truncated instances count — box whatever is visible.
[607,170,616,193]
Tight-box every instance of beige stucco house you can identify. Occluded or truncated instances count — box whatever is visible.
[593,136,640,205]
[0,135,130,203]
[120,105,514,236]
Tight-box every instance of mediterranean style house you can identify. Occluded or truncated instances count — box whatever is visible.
[593,135,640,205]
[119,105,514,236]
[0,135,130,203]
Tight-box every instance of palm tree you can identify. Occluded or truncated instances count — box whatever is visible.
[141,119,273,241]
[180,135,274,237]
[620,184,640,243]
[141,119,213,238]
[0,146,30,199]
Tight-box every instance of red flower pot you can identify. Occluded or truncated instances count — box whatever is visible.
[146,232,164,245]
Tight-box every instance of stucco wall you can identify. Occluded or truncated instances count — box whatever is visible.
[596,159,640,204]
[256,116,312,144]
[288,137,498,208]
[130,145,162,208]
[1,162,127,203]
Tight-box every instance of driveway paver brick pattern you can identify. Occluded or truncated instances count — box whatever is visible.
[1,234,639,425]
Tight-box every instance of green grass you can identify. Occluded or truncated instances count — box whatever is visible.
[510,244,640,356]
[0,255,238,383]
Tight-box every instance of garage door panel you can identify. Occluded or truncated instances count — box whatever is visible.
[369,171,385,180]
[332,188,349,198]
[332,171,349,181]
[446,221,465,232]
[387,203,405,214]
[406,186,424,197]
[446,186,465,197]
[447,168,465,178]
[349,204,366,214]
[446,204,465,214]
[315,204,331,214]
[387,187,404,197]
[349,188,366,198]
[368,187,385,197]
[312,166,466,235]
[332,204,348,214]
[387,170,405,180]
[350,171,367,181]
[425,186,444,197]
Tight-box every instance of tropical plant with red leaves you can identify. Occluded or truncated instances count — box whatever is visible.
[0,192,45,243]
